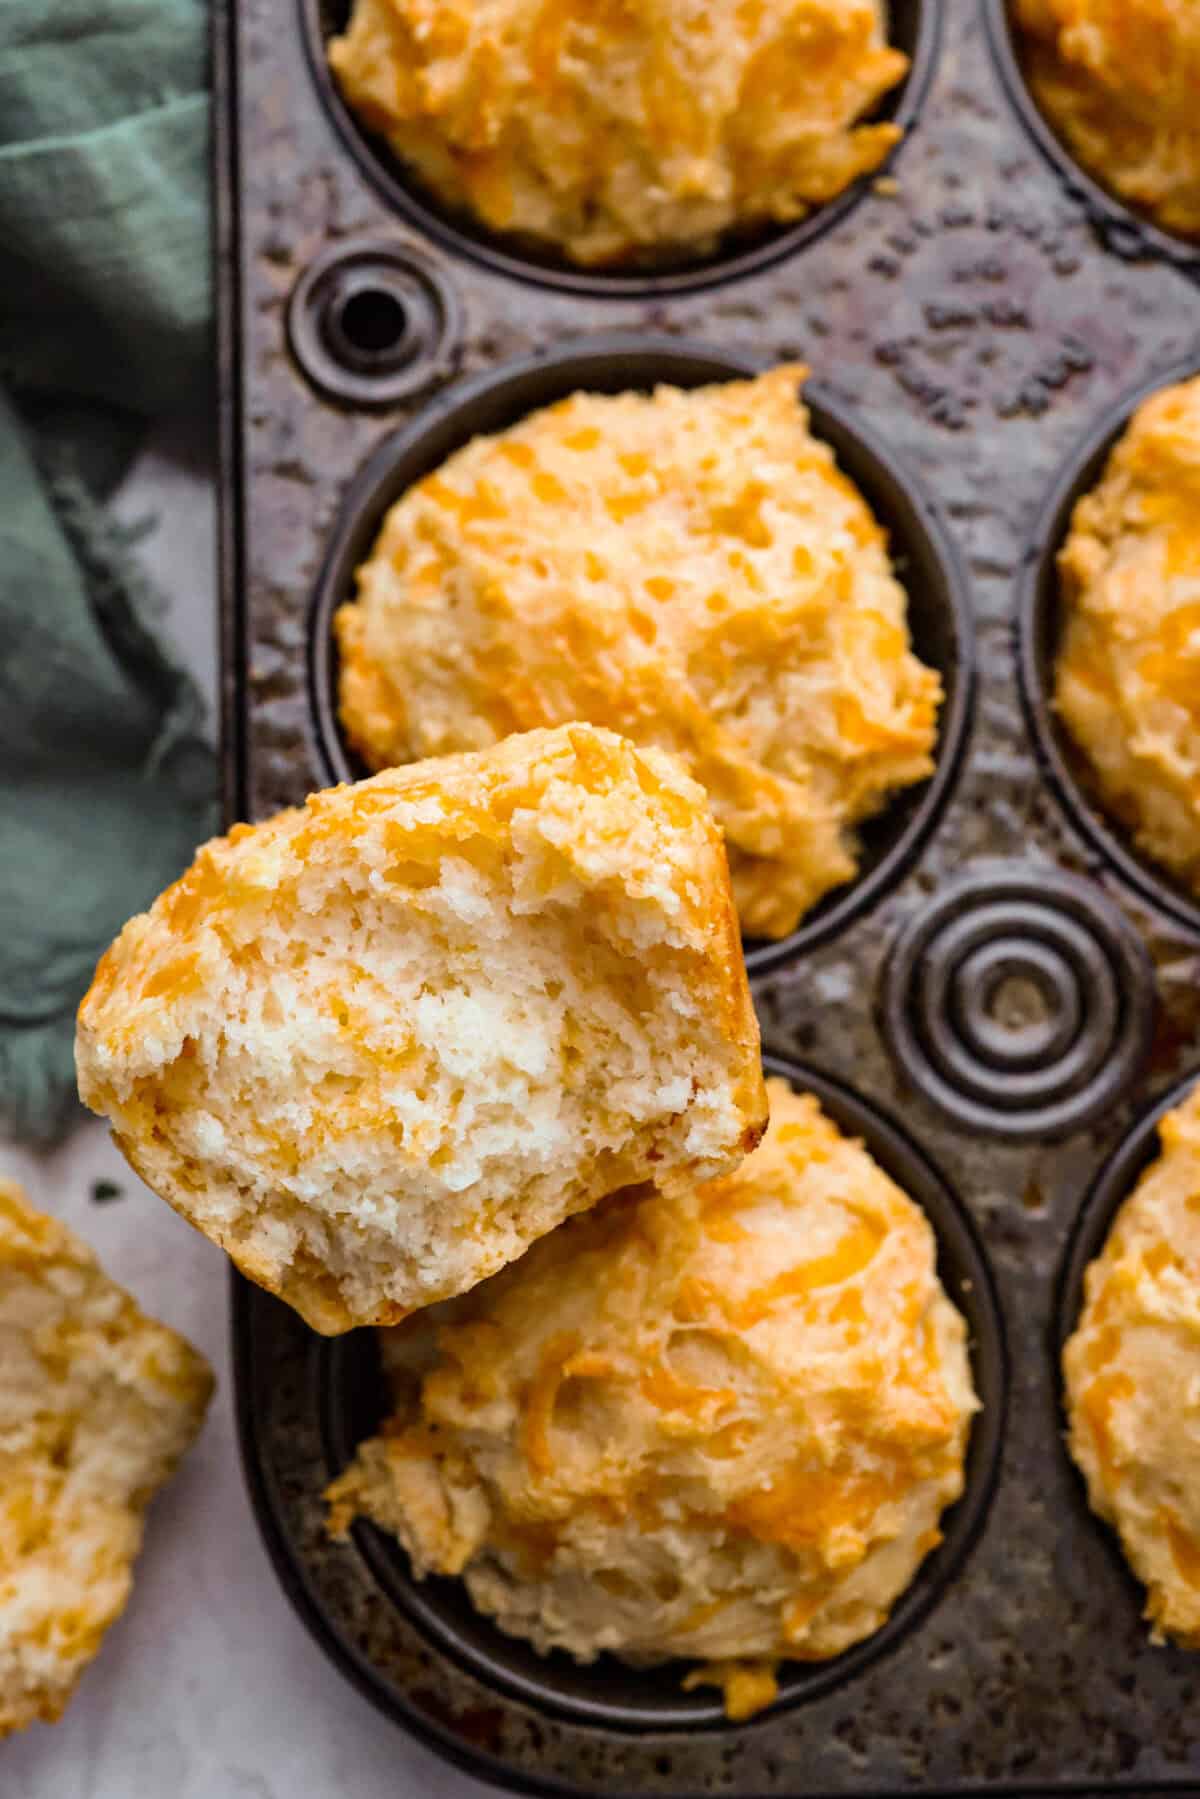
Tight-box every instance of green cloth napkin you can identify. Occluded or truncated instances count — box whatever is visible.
[0,0,215,1143]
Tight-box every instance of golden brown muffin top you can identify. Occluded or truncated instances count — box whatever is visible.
[1064,1081,1200,1645]
[1016,0,1200,239]
[0,1181,212,1736]
[337,366,941,940]
[1053,374,1200,891]
[328,0,907,265]
[327,1079,977,1718]
[77,725,766,1334]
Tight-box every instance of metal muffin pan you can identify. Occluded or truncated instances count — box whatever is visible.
[307,335,974,972]
[300,0,938,296]
[215,0,1200,1790]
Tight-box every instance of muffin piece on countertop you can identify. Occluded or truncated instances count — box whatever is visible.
[328,0,908,267]
[337,365,941,941]
[0,1181,212,1737]
[1053,374,1200,891]
[326,1078,978,1720]
[77,724,766,1335]
[1065,1080,1200,1647]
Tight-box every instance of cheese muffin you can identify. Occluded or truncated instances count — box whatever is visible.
[1064,1081,1200,1645]
[326,1078,978,1720]
[1015,0,1200,240]
[76,725,766,1336]
[337,365,942,941]
[327,0,908,267]
[0,1181,212,1736]
[1053,375,1200,892]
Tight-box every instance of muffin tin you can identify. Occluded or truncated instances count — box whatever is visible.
[216,0,1200,1790]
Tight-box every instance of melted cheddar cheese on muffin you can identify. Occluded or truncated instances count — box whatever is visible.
[1053,375,1200,891]
[326,1078,977,1719]
[0,1182,212,1736]
[337,366,942,941]
[76,725,766,1335]
[1015,0,1200,240]
[327,0,908,266]
[1064,1081,1200,1645]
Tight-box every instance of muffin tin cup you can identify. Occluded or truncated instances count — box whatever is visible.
[1056,1064,1200,1357]
[299,0,939,299]
[1055,1068,1200,1602]
[309,335,974,974]
[982,0,1200,280]
[1017,360,1200,941]
[253,1054,1006,1741]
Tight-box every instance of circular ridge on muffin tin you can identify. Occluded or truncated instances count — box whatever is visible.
[314,1051,1007,1734]
[308,334,974,973]
[1016,359,1200,940]
[982,0,1200,278]
[297,0,939,297]
[880,863,1156,1140]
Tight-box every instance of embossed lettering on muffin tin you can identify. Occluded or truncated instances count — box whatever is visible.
[298,0,938,297]
[310,1054,1005,1732]
[1017,361,1200,941]
[982,0,1200,279]
[308,336,974,974]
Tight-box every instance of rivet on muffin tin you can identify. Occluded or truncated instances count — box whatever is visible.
[300,0,939,297]
[1017,361,1200,940]
[307,335,974,972]
[982,0,1200,280]
[287,238,462,407]
[311,1053,1006,1737]
[881,864,1156,1141]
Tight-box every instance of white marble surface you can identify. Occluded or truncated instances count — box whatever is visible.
[0,426,496,1799]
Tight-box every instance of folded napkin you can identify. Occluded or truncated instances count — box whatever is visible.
[0,0,216,1143]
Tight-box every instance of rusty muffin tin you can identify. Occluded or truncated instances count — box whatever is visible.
[216,0,1200,1791]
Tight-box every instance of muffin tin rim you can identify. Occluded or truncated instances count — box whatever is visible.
[306,330,976,975]
[296,0,941,299]
[1016,356,1200,941]
[305,1050,1008,1740]
[982,0,1200,276]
